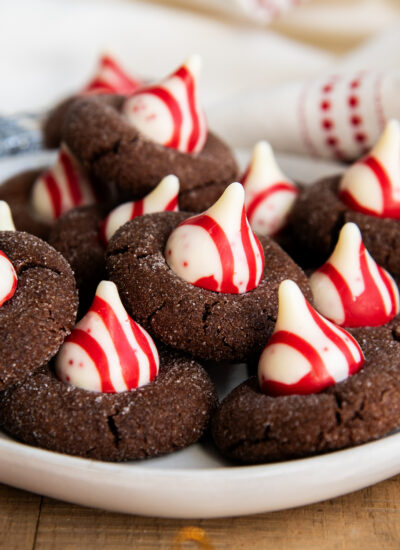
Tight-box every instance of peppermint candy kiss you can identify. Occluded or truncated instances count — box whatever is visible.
[101,175,179,245]
[310,223,399,327]
[0,201,16,232]
[31,143,98,224]
[242,141,298,236]
[258,280,364,396]
[165,182,264,294]
[0,202,17,306]
[339,120,400,218]
[0,251,17,308]
[122,55,207,153]
[55,280,159,393]
[82,54,142,95]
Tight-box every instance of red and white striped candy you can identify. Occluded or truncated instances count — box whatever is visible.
[100,174,179,246]
[258,280,364,396]
[31,143,98,224]
[310,223,399,327]
[165,182,264,294]
[0,250,17,308]
[81,54,142,95]
[55,280,159,393]
[242,141,298,236]
[339,120,400,218]
[0,201,16,232]
[0,201,18,305]
[122,55,207,153]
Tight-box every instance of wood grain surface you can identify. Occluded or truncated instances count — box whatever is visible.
[1,475,400,550]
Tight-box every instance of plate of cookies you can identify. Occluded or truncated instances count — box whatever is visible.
[1,55,400,519]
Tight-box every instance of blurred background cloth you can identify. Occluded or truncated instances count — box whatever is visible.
[1,0,400,159]
[156,0,400,51]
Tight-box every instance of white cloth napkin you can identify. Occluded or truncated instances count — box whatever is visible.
[208,25,400,160]
[209,66,400,161]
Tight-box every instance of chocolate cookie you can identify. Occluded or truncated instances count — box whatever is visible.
[0,169,49,240]
[48,204,107,312]
[106,211,311,363]
[43,97,76,149]
[0,348,217,461]
[62,96,239,211]
[43,94,124,150]
[285,175,400,278]
[212,326,400,463]
[0,231,78,389]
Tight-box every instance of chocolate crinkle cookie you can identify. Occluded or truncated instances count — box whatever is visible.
[43,96,78,149]
[62,96,239,211]
[285,175,400,279]
[48,204,108,312]
[0,349,218,462]
[212,327,400,464]
[43,94,125,150]
[106,211,311,363]
[0,231,78,389]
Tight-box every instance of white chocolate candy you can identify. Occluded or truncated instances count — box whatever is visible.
[242,141,298,236]
[101,175,179,245]
[82,54,142,95]
[0,201,16,231]
[165,182,264,294]
[0,201,18,306]
[0,250,17,307]
[122,55,207,153]
[258,280,364,396]
[310,223,399,327]
[55,280,159,393]
[339,120,400,217]
[31,143,97,224]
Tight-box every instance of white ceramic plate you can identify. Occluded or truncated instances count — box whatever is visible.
[1,151,400,519]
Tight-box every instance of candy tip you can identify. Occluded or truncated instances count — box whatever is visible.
[250,140,287,181]
[222,181,245,203]
[376,118,400,150]
[0,200,16,231]
[340,222,361,239]
[95,280,119,299]
[386,118,400,132]
[279,279,301,301]
[279,278,298,290]
[254,140,273,156]
[160,174,180,193]
[185,54,202,76]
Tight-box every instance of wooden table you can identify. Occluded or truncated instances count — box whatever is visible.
[1,475,400,550]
